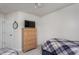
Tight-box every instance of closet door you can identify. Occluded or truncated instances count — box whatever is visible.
[22,28,37,52]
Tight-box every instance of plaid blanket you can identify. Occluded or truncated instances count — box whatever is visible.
[42,38,79,55]
[0,48,19,55]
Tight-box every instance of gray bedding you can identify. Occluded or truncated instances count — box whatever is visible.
[0,48,19,55]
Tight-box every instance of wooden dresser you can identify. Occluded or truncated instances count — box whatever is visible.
[22,28,37,52]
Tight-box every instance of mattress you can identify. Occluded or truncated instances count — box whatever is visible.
[42,38,79,55]
[0,48,19,55]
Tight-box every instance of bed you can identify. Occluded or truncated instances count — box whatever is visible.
[42,38,79,55]
[0,48,19,55]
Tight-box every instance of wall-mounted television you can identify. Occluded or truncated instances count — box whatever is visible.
[24,20,35,28]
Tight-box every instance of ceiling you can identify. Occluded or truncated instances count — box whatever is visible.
[0,3,74,16]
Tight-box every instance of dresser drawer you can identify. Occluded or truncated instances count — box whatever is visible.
[23,42,37,51]
[24,36,36,41]
[23,40,37,52]
[24,39,36,45]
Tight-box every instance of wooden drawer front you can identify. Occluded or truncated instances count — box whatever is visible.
[24,36,36,41]
[24,33,37,41]
[24,31,36,37]
[24,40,36,44]
[23,42,37,52]
[23,44,36,52]
[23,28,36,32]
[24,42,36,48]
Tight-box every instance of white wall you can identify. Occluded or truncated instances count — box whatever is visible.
[40,4,79,44]
[0,14,4,48]
[4,11,40,51]
[2,4,79,51]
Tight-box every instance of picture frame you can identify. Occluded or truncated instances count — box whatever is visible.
[13,21,18,29]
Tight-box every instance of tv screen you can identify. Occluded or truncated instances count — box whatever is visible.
[25,20,35,28]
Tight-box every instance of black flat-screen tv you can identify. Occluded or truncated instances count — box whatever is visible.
[25,20,35,28]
